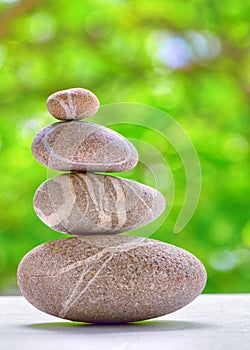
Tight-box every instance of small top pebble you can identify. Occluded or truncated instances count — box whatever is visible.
[46,88,100,121]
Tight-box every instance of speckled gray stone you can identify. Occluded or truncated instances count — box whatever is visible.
[33,173,165,235]
[31,121,138,172]
[17,236,207,323]
[46,88,100,121]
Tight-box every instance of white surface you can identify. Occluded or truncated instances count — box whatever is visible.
[0,295,249,350]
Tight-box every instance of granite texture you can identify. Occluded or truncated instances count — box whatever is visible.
[33,173,165,235]
[46,88,99,120]
[31,121,138,172]
[17,236,207,323]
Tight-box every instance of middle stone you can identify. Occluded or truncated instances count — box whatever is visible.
[33,173,165,235]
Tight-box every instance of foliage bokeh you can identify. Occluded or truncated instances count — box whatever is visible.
[0,0,249,293]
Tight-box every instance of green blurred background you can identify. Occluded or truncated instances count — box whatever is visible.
[0,0,249,294]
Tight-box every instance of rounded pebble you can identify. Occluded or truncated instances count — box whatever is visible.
[31,121,138,172]
[17,236,207,323]
[46,88,100,120]
[33,173,165,235]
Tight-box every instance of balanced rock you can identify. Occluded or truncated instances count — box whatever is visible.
[31,121,138,172]
[46,88,100,121]
[17,236,207,323]
[33,173,165,235]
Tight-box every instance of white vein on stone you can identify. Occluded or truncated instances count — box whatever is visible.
[109,177,127,229]
[41,122,134,167]
[60,253,114,318]
[53,96,72,119]
[58,238,157,318]
[59,239,142,317]
[50,175,76,225]
[66,90,76,119]
[77,174,127,231]
[124,180,154,218]
[84,174,111,229]
[74,175,90,215]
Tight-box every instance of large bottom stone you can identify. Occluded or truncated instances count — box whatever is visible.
[17,236,207,323]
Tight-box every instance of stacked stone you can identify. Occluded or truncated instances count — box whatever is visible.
[17,88,207,324]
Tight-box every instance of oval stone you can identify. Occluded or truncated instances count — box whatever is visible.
[33,173,165,235]
[46,88,100,121]
[31,121,138,172]
[17,236,207,323]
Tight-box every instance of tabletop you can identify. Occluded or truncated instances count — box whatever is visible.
[0,294,249,350]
